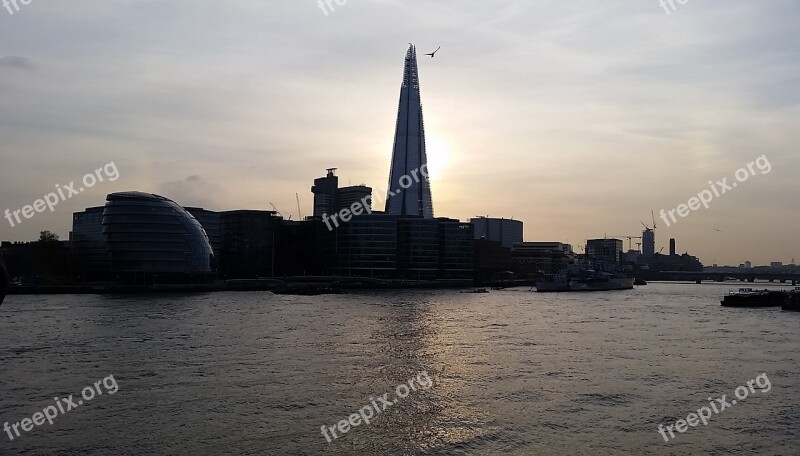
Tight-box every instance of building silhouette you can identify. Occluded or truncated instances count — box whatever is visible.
[586,238,623,263]
[333,214,473,280]
[337,185,372,214]
[218,210,278,279]
[511,242,573,275]
[312,168,339,217]
[185,207,222,255]
[70,206,110,280]
[471,217,523,248]
[385,44,434,218]
[474,239,512,282]
[311,168,372,218]
[102,192,214,283]
[642,228,655,258]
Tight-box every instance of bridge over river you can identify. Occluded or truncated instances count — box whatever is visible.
[644,270,800,285]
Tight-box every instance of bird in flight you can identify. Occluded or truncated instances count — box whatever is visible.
[425,46,441,58]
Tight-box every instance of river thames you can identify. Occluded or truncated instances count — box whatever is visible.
[1,283,798,455]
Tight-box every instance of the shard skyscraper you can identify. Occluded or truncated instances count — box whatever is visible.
[385,44,434,218]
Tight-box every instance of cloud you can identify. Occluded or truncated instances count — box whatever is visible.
[158,175,226,210]
[0,56,34,70]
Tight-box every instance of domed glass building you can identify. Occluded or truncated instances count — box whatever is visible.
[102,192,214,283]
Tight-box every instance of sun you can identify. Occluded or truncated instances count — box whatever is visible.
[424,134,452,181]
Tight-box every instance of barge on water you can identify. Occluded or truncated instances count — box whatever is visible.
[782,288,800,311]
[720,288,787,308]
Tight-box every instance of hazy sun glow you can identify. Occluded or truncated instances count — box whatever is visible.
[425,134,452,181]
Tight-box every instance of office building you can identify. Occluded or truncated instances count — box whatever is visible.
[185,207,221,256]
[438,219,474,280]
[511,242,574,275]
[642,228,655,258]
[470,217,523,248]
[396,217,440,280]
[337,185,372,213]
[275,219,336,276]
[218,210,279,279]
[71,206,110,279]
[311,168,373,218]
[333,214,473,280]
[586,238,623,263]
[334,214,398,278]
[312,168,339,217]
[474,239,512,282]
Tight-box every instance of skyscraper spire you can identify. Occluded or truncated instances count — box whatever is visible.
[385,44,434,218]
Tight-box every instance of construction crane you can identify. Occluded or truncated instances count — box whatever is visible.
[296,193,303,220]
[269,202,290,220]
[608,235,644,252]
[641,210,658,231]
[639,210,658,254]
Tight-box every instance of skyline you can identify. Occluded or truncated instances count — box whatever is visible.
[1,1,799,265]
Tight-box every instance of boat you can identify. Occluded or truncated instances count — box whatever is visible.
[272,283,344,296]
[634,278,647,286]
[721,288,787,307]
[535,261,634,292]
[782,288,800,311]
[461,288,489,294]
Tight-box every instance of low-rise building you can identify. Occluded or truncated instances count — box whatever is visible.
[511,242,573,275]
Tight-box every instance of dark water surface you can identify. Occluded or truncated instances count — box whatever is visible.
[1,283,798,455]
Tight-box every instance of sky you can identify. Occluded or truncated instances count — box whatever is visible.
[1,0,798,265]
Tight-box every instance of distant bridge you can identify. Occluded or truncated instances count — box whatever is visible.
[644,271,800,285]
